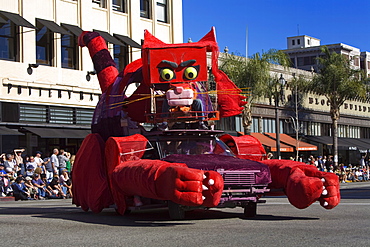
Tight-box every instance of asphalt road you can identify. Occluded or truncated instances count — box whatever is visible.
[1,182,369,247]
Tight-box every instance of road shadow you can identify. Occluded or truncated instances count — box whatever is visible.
[340,187,370,199]
[0,203,319,226]
[242,214,319,221]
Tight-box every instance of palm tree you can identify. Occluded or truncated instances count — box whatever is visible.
[308,46,368,166]
[219,49,290,134]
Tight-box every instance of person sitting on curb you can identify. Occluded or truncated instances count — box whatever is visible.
[11,177,31,201]
[24,176,37,199]
[0,164,10,197]
[32,173,46,199]
[48,176,66,199]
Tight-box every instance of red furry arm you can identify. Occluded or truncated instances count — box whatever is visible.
[261,159,340,209]
[79,31,119,92]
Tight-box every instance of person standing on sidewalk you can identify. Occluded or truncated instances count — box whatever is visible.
[57,149,69,175]
[50,149,59,176]
[43,153,53,183]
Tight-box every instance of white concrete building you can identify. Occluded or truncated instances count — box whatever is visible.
[0,0,183,154]
[283,35,363,73]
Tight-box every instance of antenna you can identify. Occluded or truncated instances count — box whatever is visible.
[246,26,248,58]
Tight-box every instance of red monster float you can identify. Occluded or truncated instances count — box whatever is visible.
[72,28,340,219]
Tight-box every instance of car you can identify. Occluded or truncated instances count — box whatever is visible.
[133,129,271,219]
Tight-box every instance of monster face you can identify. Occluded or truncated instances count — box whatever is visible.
[144,47,208,85]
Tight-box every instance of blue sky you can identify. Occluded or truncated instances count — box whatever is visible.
[183,0,370,57]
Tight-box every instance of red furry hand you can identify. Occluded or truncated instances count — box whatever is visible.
[111,160,224,208]
[262,160,340,209]
[155,166,224,207]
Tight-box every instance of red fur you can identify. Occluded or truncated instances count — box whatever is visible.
[226,134,340,210]
[72,134,114,213]
[87,36,108,58]
[97,66,119,92]
[261,159,340,209]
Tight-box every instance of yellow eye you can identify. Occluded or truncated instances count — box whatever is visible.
[184,67,198,80]
[160,68,175,81]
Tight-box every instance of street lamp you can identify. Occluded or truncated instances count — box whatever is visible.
[275,74,286,159]
[292,73,299,161]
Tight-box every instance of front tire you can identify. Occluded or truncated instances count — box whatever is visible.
[243,202,257,218]
[168,201,185,220]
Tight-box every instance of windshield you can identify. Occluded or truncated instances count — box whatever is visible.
[152,136,235,159]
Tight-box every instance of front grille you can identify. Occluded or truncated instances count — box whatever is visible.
[217,170,260,186]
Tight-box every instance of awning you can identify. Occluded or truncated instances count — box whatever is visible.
[265,133,317,151]
[0,15,7,25]
[339,138,370,153]
[0,127,24,136]
[304,136,358,151]
[36,18,69,35]
[114,34,142,48]
[93,29,125,46]
[0,10,35,29]
[356,138,370,150]
[250,133,294,152]
[61,23,83,37]
[24,127,90,139]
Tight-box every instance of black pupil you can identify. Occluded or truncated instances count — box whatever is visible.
[188,72,193,78]
[165,73,171,79]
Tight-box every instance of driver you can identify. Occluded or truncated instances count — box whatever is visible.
[225,140,238,154]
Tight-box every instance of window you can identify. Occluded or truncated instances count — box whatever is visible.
[61,23,82,69]
[251,117,259,133]
[113,0,125,12]
[156,0,168,23]
[262,118,278,133]
[36,21,53,65]
[354,57,359,66]
[307,39,310,45]
[92,0,107,8]
[308,122,321,136]
[61,33,78,69]
[20,104,47,123]
[140,0,151,19]
[0,19,17,61]
[292,40,295,46]
[297,57,304,66]
[76,108,94,125]
[114,44,128,72]
[50,106,74,124]
[297,39,300,45]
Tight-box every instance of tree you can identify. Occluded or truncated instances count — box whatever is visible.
[219,49,290,134]
[308,46,368,166]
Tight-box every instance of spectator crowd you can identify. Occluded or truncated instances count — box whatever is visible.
[307,155,369,183]
[0,148,74,201]
[2,147,369,201]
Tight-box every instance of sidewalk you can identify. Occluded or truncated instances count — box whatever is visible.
[0,196,15,202]
[340,180,370,189]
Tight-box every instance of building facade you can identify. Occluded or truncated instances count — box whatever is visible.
[283,35,370,77]
[221,62,370,165]
[0,0,182,155]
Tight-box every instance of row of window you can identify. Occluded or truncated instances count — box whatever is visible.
[291,38,311,46]
[291,39,301,46]
[2,102,94,125]
[250,117,363,138]
[0,11,141,72]
[92,0,168,23]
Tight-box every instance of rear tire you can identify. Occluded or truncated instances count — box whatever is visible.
[243,202,257,218]
[168,201,185,220]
